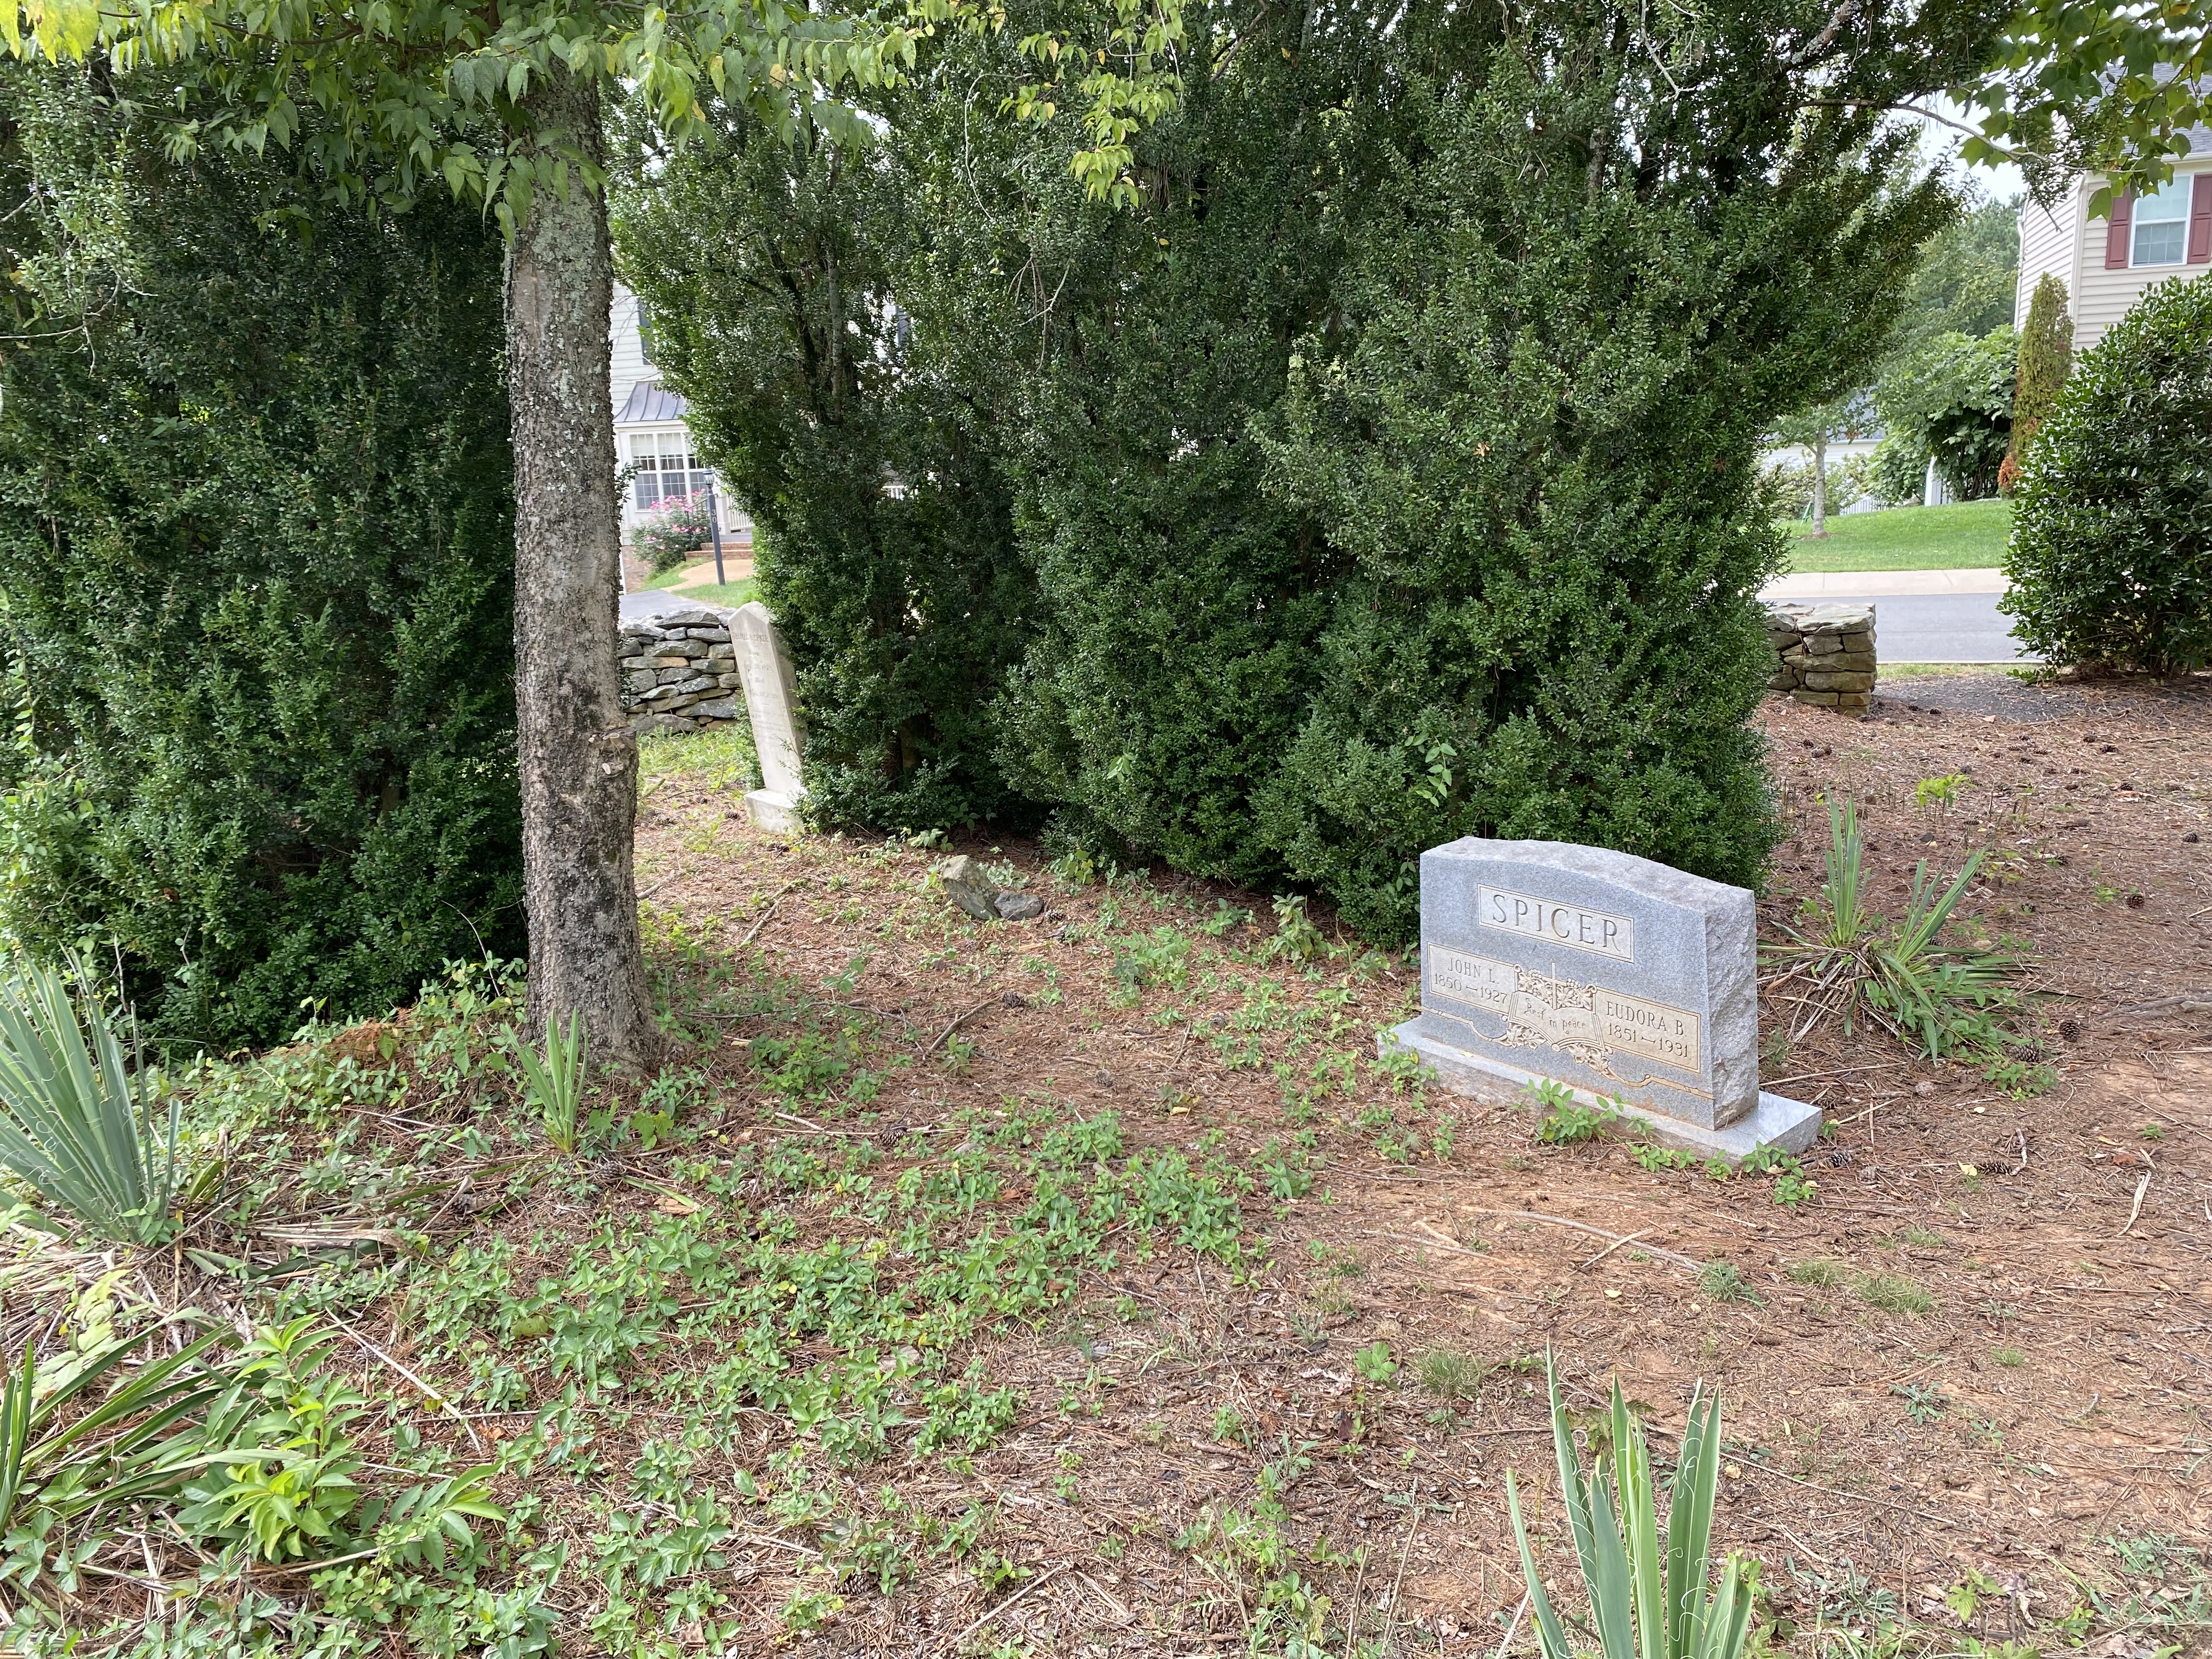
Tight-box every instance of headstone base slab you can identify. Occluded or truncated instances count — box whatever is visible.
[1380,1015,1820,1164]
[744,789,804,834]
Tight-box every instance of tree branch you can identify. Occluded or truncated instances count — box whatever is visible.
[1783,0,1865,69]
[1799,99,2052,168]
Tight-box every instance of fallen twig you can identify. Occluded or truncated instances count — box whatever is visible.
[327,1316,482,1452]
[943,1563,1072,1655]
[635,867,685,903]
[1580,1229,1650,1269]
[928,993,1000,1054]
[246,1544,383,1577]
[1736,1458,1957,1527]
[1380,1216,1700,1273]
[1380,1479,1421,1651]
[771,1110,844,1135]
[735,1532,822,1558]
[1760,1058,1909,1091]
[735,879,803,951]
[2119,1173,2151,1237]
[2108,989,2212,1016]
[1492,1591,1532,1659]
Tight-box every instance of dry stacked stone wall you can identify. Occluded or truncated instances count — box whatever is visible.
[1764,602,1876,712]
[620,606,746,735]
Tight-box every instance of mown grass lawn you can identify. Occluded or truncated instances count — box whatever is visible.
[643,560,760,610]
[1785,498,2012,572]
[662,577,761,608]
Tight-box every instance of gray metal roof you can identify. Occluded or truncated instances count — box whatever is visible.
[617,380,690,425]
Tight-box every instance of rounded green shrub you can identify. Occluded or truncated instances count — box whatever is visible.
[2004,273,2212,674]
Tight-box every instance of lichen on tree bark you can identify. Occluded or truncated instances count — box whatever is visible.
[504,71,658,1071]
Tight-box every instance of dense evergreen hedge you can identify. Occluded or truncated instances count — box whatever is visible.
[2005,272,2212,675]
[0,71,521,1048]
[1241,19,1949,935]
[613,91,1037,834]
[620,0,2000,935]
[994,21,1357,884]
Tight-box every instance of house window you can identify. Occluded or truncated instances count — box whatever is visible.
[629,431,712,509]
[2132,178,2191,267]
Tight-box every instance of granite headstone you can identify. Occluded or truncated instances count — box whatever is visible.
[1379,838,1819,1160]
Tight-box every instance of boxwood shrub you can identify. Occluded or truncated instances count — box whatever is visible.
[0,72,521,1049]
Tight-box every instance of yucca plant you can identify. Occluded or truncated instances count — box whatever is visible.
[0,1319,235,1548]
[512,1010,586,1153]
[1764,800,2020,1058]
[1865,861,2016,1058]
[1804,799,1878,956]
[1505,1355,1755,1659]
[0,958,178,1243]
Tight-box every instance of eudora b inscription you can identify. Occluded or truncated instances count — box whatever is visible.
[1381,838,1820,1161]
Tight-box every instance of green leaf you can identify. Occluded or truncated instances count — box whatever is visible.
[1545,1350,1601,1590]
[1611,1383,1663,1659]
[1505,1469,1575,1659]
[1584,1462,1640,1659]
[1667,1386,1723,1659]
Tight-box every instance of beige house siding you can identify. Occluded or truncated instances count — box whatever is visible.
[610,284,656,421]
[606,283,752,548]
[2014,184,2079,328]
[2021,128,2212,353]
[2075,160,2211,348]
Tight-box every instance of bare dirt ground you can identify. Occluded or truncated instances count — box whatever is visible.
[585,671,2210,1656]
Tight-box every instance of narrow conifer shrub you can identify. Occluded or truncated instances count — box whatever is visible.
[612,81,1037,834]
[1999,274,2073,493]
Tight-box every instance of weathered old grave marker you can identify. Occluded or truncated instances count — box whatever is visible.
[729,601,806,833]
[1380,838,1819,1160]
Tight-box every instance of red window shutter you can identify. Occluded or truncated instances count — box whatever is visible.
[2190,173,2212,264]
[2104,190,2133,268]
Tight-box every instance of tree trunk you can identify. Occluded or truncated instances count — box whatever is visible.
[505,72,658,1071]
[1809,435,1828,537]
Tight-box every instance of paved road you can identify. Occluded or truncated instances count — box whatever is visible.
[1820,592,2035,664]
[1762,571,2035,663]
[622,588,713,624]
[625,574,2034,660]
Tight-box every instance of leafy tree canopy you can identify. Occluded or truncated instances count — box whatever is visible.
[1959,0,2212,205]
[1886,191,2021,360]
[7,0,1186,214]
[1875,326,2018,499]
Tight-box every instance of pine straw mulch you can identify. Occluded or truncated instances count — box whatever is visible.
[45,673,2204,1654]
[580,670,2209,1655]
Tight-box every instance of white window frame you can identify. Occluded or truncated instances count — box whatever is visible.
[2131,177,2191,268]
[627,428,714,510]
